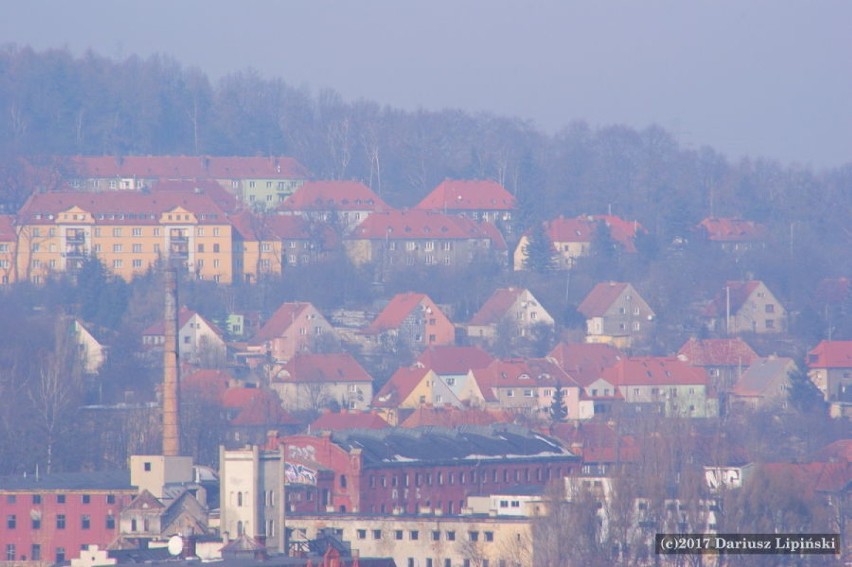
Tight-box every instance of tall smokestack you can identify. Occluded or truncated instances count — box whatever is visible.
[163,268,181,456]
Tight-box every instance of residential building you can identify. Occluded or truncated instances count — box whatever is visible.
[278,424,579,517]
[513,216,594,271]
[16,191,234,284]
[415,178,516,224]
[218,445,286,554]
[270,352,374,412]
[0,471,136,564]
[245,302,337,364]
[142,306,227,367]
[119,488,209,544]
[362,292,456,352]
[696,217,767,252]
[547,342,625,418]
[676,337,760,392]
[278,180,390,232]
[471,358,581,420]
[601,356,718,418]
[730,356,797,409]
[703,280,787,335]
[466,287,555,342]
[0,214,16,285]
[372,365,465,423]
[344,210,507,275]
[577,282,655,348]
[807,340,852,404]
[414,345,495,402]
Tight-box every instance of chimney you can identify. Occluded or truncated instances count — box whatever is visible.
[163,268,181,456]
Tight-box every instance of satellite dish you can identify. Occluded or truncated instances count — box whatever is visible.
[167,536,184,556]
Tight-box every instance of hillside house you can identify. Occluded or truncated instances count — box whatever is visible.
[142,306,226,367]
[415,179,516,224]
[577,282,655,348]
[361,292,455,352]
[246,302,337,364]
[271,352,374,412]
[703,280,787,335]
[466,287,555,342]
[278,180,390,232]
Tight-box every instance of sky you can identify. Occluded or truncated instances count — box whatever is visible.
[3,1,851,169]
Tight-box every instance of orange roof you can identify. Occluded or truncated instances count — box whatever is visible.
[69,155,309,179]
[543,216,596,243]
[809,439,852,464]
[475,358,579,389]
[310,410,389,431]
[586,215,644,253]
[415,345,494,374]
[677,338,760,367]
[0,215,15,240]
[279,180,390,212]
[602,356,709,387]
[181,368,232,403]
[151,179,240,213]
[222,387,299,426]
[577,282,629,318]
[399,405,508,428]
[760,462,851,494]
[548,422,641,464]
[468,287,527,326]
[372,366,430,408]
[807,340,852,368]
[351,209,507,249]
[416,179,516,211]
[18,191,229,224]
[250,302,313,346]
[276,353,372,383]
[548,342,624,387]
[364,292,431,334]
[698,217,767,242]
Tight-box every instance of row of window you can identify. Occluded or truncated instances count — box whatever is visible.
[5,494,116,504]
[368,466,563,489]
[31,225,222,238]
[7,513,114,530]
[355,528,495,543]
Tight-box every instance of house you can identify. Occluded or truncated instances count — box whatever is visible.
[696,217,767,252]
[513,216,594,271]
[277,424,578,516]
[72,319,108,375]
[472,358,582,420]
[413,345,495,408]
[270,352,374,412]
[246,302,336,363]
[221,386,301,446]
[601,356,717,418]
[67,155,310,208]
[119,488,209,543]
[415,178,516,224]
[361,292,455,352]
[16,191,234,284]
[151,179,240,213]
[142,306,227,367]
[577,282,655,348]
[278,180,390,232]
[344,209,507,275]
[466,287,555,342]
[0,470,136,564]
[730,356,797,409]
[0,214,16,285]
[807,340,852,404]
[584,215,645,253]
[703,280,787,335]
[547,342,625,418]
[676,337,760,392]
[371,365,470,424]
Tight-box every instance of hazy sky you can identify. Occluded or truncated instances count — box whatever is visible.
[4,1,851,168]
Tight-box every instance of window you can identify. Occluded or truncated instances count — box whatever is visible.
[32,494,41,504]
[82,494,90,504]
[213,243,220,253]
[112,259,123,268]
[469,531,479,542]
[57,494,66,504]
[410,530,419,540]
[357,529,367,540]
[81,515,90,529]
[112,228,122,237]
[372,529,382,540]
[57,514,66,529]
[55,548,65,563]
[765,319,775,329]
[432,530,441,541]
[31,544,40,561]
[132,259,142,268]
[32,516,40,529]
[7,515,15,529]
[524,389,534,397]
[197,243,205,253]
[506,389,514,397]
[394,530,403,540]
[446,531,456,541]
[485,531,494,542]
[106,515,115,529]
[6,544,15,561]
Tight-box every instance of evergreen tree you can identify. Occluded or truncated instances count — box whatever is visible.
[523,222,557,273]
[550,385,568,421]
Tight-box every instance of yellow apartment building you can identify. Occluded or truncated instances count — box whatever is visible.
[0,215,17,285]
[16,192,235,284]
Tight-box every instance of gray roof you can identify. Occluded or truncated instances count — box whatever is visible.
[331,424,576,467]
[0,470,132,491]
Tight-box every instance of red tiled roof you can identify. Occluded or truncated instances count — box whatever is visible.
[475,358,579,389]
[586,215,644,253]
[350,209,507,249]
[703,280,765,317]
[415,345,494,374]
[809,440,852,464]
[276,352,372,383]
[543,217,596,243]
[151,179,240,213]
[249,302,312,346]
[677,338,760,367]
[310,410,389,432]
[372,366,430,408]
[181,369,232,403]
[576,282,629,318]
[0,215,15,240]
[364,292,429,334]
[69,155,309,180]
[399,405,509,428]
[548,342,624,387]
[807,340,852,368]
[548,422,641,464]
[415,179,516,211]
[18,191,229,224]
[698,217,767,242]
[602,356,709,387]
[222,387,299,426]
[279,180,390,212]
[468,287,526,326]
[760,462,851,494]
